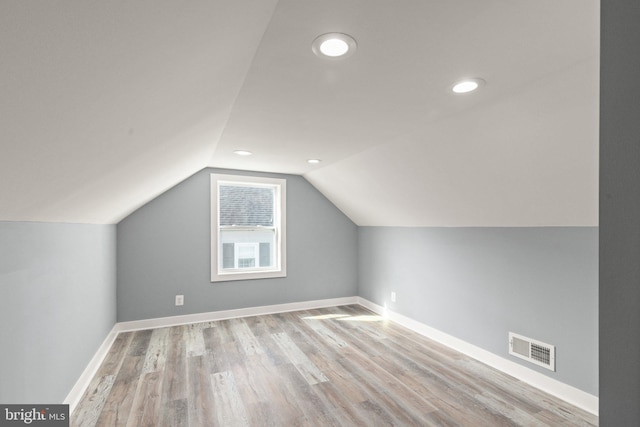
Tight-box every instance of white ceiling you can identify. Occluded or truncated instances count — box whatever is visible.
[0,0,599,226]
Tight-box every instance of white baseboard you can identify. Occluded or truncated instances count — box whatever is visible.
[66,296,357,414]
[63,325,119,414]
[114,296,359,333]
[65,295,598,417]
[356,297,599,416]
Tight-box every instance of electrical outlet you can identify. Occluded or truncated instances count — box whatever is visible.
[175,295,184,306]
[391,291,396,302]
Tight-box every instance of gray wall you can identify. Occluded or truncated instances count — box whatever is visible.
[358,227,598,396]
[116,168,358,322]
[0,221,117,403]
[600,0,640,424]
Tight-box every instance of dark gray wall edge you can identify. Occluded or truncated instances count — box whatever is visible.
[600,0,640,424]
[358,226,598,396]
[0,221,117,403]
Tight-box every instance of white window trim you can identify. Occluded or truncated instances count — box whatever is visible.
[211,173,287,282]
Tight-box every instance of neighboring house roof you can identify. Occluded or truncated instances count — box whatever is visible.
[219,185,274,226]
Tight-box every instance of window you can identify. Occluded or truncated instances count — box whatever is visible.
[211,174,286,282]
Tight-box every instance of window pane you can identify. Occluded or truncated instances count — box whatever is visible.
[219,185,274,227]
[259,242,271,267]
[237,244,256,258]
[222,243,234,269]
[237,258,255,268]
[219,229,275,270]
[235,243,258,269]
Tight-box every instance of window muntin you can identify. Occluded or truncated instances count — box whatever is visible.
[211,174,286,282]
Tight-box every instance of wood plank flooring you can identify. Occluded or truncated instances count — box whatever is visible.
[71,305,598,426]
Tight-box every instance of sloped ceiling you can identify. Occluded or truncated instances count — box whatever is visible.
[0,0,278,224]
[0,0,599,226]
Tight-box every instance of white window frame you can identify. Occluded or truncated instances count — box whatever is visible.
[211,173,287,282]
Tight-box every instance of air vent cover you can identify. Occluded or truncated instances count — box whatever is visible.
[509,332,555,371]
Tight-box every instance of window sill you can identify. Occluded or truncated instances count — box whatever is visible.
[211,269,287,283]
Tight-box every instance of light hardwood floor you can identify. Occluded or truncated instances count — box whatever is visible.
[71,305,598,426]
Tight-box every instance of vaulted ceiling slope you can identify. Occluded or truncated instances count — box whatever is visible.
[0,1,599,226]
[0,0,278,224]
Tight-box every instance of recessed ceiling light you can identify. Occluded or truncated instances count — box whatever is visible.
[452,78,485,94]
[320,39,349,57]
[312,33,357,59]
[233,150,253,156]
[307,159,322,164]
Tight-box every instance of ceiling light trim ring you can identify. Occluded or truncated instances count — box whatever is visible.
[312,33,357,59]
